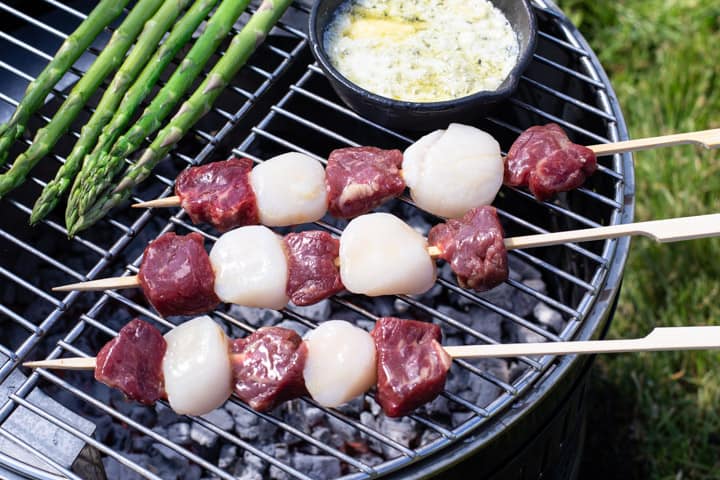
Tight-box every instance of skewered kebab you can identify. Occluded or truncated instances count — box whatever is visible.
[53,210,720,317]
[23,316,451,417]
[24,317,720,418]
[52,207,506,315]
[131,123,534,231]
[132,124,720,232]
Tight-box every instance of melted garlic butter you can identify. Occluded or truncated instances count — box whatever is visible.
[324,0,520,102]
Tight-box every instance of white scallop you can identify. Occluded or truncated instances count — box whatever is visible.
[303,320,376,407]
[209,226,289,309]
[339,213,436,296]
[249,152,328,227]
[162,316,232,416]
[403,123,503,218]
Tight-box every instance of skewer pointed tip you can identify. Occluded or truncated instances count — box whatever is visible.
[53,282,86,292]
[23,357,97,370]
[23,361,47,369]
[53,275,140,292]
[132,196,181,209]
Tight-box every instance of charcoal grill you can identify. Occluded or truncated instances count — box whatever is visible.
[0,1,634,479]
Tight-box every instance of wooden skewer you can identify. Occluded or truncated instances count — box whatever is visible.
[57,248,441,290]
[53,274,141,292]
[587,128,720,156]
[132,196,180,208]
[24,357,96,370]
[444,326,720,359]
[22,326,720,371]
[52,214,720,292]
[504,213,720,249]
[133,129,720,210]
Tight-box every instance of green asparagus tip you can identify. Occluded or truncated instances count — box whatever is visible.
[29,198,54,225]
[28,211,41,226]
[66,221,79,238]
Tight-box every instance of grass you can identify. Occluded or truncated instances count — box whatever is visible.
[555,1,720,478]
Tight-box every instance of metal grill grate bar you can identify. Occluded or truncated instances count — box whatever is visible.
[0,3,70,40]
[536,30,590,57]
[519,75,617,122]
[0,266,63,307]
[41,0,90,20]
[508,98,611,144]
[531,53,606,89]
[10,384,171,480]
[510,249,596,292]
[0,304,40,334]
[0,228,81,279]
[289,83,415,142]
[0,31,59,63]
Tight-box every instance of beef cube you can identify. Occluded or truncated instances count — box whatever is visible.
[371,317,451,417]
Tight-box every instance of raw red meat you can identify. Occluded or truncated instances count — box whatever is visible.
[504,123,597,201]
[230,327,308,411]
[284,231,344,306]
[371,317,451,417]
[428,206,508,292]
[175,157,259,232]
[325,147,405,218]
[95,319,166,405]
[138,232,220,317]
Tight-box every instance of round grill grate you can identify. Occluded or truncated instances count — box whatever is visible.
[0,1,633,478]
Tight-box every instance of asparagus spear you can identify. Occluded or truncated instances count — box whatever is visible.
[53,0,219,226]
[0,0,166,199]
[91,0,220,168]
[68,0,293,235]
[66,0,251,225]
[30,0,215,224]
[0,0,130,166]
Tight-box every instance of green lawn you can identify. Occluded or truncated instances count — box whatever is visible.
[557,1,720,478]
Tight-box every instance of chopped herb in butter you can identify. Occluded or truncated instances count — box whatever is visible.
[324,0,519,102]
